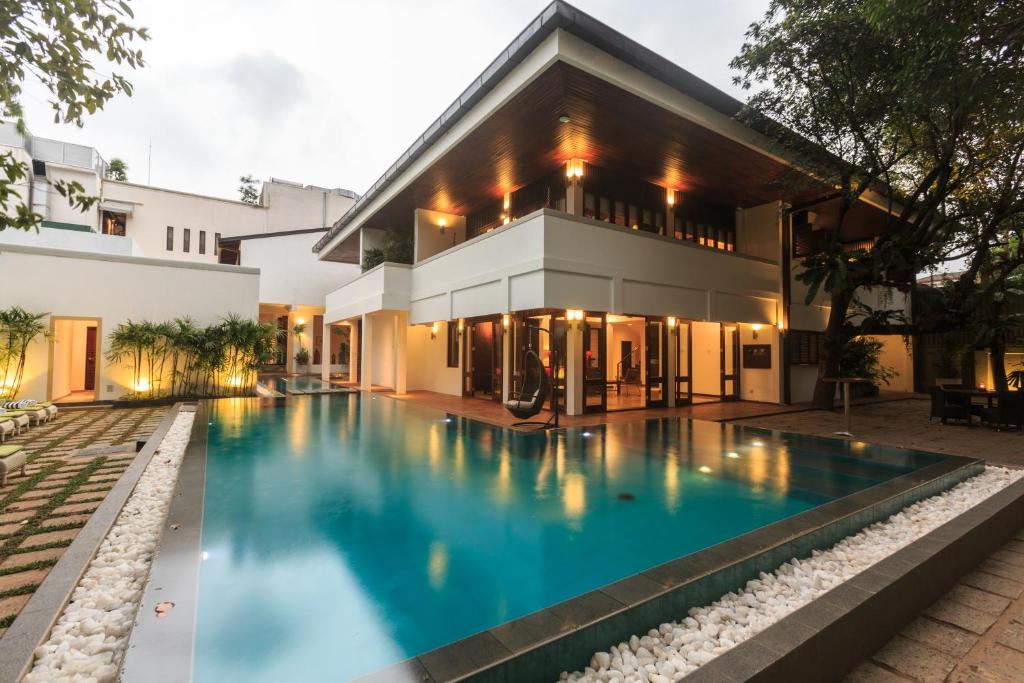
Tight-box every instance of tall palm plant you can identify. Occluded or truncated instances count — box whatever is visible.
[0,307,49,400]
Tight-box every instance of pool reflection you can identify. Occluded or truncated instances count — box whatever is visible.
[194,394,944,682]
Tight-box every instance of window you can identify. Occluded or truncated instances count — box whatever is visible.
[789,330,824,366]
[101,211,126,236]
[166,226,173,251]
[446,321,460,368]
[199,230,206,254]
[183,228,191,253]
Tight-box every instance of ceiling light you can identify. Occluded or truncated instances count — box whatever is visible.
[558,113,571,123]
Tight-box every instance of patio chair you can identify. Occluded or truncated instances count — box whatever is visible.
[980,391,1024,431]
[938,389,974,425]
[0,411,30,435]
[0,444,26,487]
[505,350,550,424]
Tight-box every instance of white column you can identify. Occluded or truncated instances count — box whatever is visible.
[360,313,373,392]
[348,321,359,384]
[394,312,408,395]
[565,321,584,416]
[320,322,331,382]
[285,310,297,374]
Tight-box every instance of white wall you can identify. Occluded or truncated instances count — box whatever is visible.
[0,244,259,401]
[868,334,913,393]
[46,165,100,229]
[738,323,780,403]
[736,202,780,262]
[414,209,466,262]
[0,225,138,255]
[239,231,360,307]
[406,323,462,396]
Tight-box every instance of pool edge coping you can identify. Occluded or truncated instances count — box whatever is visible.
[0,402,185,683]
[120,401,208,683]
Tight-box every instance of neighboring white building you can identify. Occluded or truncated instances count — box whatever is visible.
[0,122,362,402]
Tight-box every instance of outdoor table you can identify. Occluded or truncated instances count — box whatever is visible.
[944,387,999,409]
[823,377,875,438]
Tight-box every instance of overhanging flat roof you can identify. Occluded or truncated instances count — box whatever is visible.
[314,0,775,257]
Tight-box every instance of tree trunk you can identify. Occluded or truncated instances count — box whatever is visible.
[990,331,1008,392]
[812,288,854,409]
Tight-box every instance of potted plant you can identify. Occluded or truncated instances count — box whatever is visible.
[295,347,310,368]
[839,336,897,398]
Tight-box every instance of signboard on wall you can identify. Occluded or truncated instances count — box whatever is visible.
[743,344,772,369]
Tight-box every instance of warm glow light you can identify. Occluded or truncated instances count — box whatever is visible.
[503,192,511,211]
[134,379,150,392]
[667,317,677,329]
[457,319,464,332]
[430,321,439,339]
[777,319,785,331]
[726,452,740,459]
[751,323,763,332]
[228,375,242,387]
[565,158,585,179]
[698,465,712,474]
[566,309,584,321]
[502,314,510,329]
[666,188,676,206]
[438,218,447,228]
[296,318,305,326]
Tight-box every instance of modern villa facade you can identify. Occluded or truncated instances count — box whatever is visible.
[0,123,361,401]
[314,1,913,414]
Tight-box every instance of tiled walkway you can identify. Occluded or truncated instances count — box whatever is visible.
[734,399,1024,681]
[845,532,1024,683]
[0,405,169,639]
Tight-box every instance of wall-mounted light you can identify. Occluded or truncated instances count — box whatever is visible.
[134,379,150,392]
[566,309,584,321]
[667,316,678,335]
[502,314,510,330]
[751,322,762,340]
[296,318,305,326]
[430,321,439,340]
[438,218,447,235]
[565,158,585,180]
[777,319,785,332]
[666,189,676,207]
[457,318,464,339]
[503,192,511,211]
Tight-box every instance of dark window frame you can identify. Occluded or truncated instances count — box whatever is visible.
[199,230,206,254]
[446,321,460,368]
[166,226,174,251]
[183,228,191,253]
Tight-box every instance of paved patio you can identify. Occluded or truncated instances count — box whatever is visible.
[733,398,1024,682]
[0,405,170,639]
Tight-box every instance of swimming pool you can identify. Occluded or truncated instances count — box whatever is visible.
[273,375,343,394]
[193,395,945,682]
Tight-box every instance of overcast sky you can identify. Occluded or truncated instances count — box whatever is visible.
[20,0,770,201]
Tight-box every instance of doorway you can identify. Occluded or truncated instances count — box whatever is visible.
[690,321,741,402]
[592,314,670,412]
[463,318,504,402]
[50,317,101,402]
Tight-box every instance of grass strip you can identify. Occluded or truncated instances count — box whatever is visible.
[0,583,40,600]
[0,558,59,576]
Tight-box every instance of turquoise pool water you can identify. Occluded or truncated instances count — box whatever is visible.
[193,395,944,682]
[273,375,338,393]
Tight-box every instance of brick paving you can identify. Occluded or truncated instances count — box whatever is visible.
[733,398,1024,682]
[0,405,169,639]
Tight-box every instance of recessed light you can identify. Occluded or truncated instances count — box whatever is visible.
[726,452,739,459]
[698,465,712,474]
[558,113,571,123]
[582,431,591,437]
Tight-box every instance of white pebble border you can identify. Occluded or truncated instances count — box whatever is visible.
[23,411,195,683]
[561,466,1024,683]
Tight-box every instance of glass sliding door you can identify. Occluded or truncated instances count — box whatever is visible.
[583,313,607,413]
[675,320,693,405]
[645,318,667,407]
[720,323,740,401]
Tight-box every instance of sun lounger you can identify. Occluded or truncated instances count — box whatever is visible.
[0,444,26,486]
[0,411,30,434]
[0,416,14,442]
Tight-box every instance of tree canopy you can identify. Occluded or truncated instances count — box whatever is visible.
[1,0,148,231]
[732,0,1024,406]
[238,174,260,204]
[106,157,128,181]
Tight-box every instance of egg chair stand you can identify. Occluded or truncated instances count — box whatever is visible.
[505,325,560,429]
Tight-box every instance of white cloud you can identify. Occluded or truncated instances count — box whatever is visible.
[17,0,769,200]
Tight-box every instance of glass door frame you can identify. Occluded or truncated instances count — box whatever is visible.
[675,319,693,406]
[720,322,741,401]
[582,312,607,414]
[644,317,668,408]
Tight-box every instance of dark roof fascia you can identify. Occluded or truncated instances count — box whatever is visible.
[224,227,328,243]
[313,0,753,255]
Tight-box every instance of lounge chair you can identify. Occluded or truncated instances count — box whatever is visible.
[929,387,974,424]
[0,444,26,487]
[0,411,30,434]
[22,404,48,425]
[0,416,14,442]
